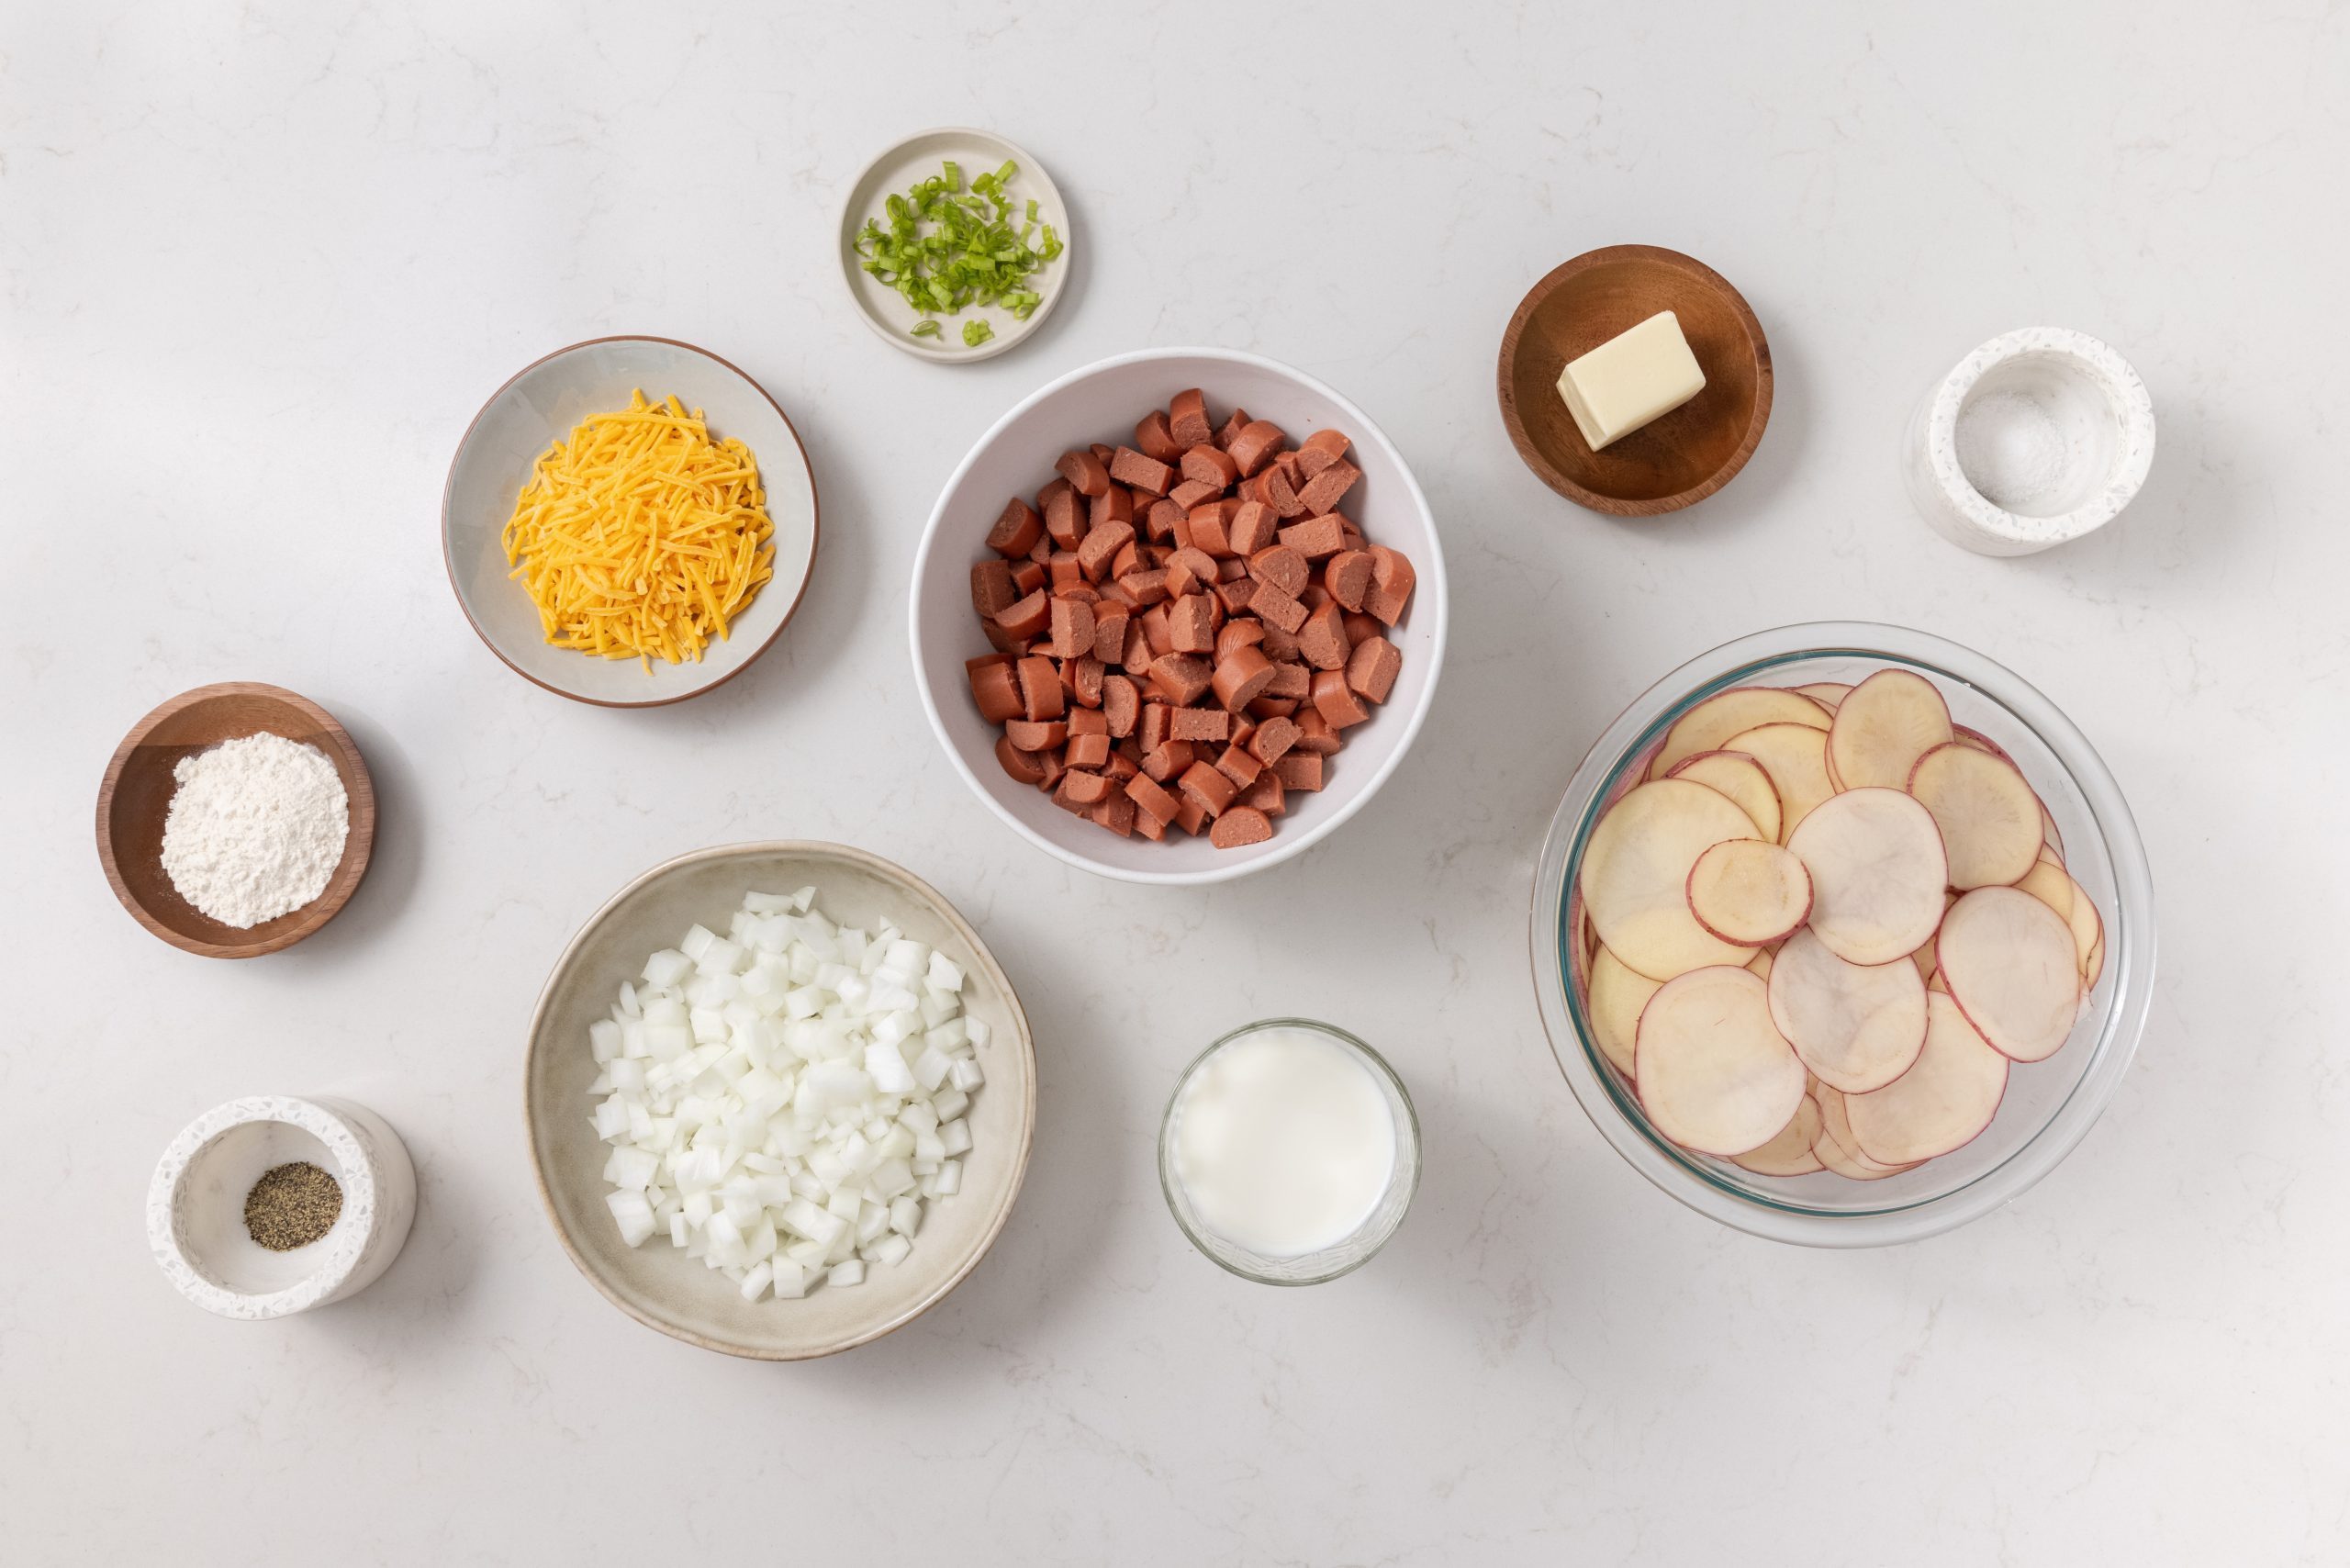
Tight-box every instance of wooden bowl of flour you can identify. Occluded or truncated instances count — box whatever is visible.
[97,683,375,958]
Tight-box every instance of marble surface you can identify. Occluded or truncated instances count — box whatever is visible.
[4,3,2345,1562]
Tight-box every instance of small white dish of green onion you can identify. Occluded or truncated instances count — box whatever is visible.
[837,127,1072,363]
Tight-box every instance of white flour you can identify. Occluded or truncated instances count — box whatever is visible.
[160,733,350,928]
[1955,388,2069,511]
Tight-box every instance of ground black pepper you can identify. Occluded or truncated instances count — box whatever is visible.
[243,1160,343,1250]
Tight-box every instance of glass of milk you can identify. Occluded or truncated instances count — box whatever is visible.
[1158,1019,1421,1285]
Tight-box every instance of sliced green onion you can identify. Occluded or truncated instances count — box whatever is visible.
[963,319,994,348]
[910,320,941,338]
[851,158,1064,346]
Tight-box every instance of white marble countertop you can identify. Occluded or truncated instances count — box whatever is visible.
[6,3,2345,1562]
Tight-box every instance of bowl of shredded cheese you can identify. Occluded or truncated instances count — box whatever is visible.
[443,337,820,706]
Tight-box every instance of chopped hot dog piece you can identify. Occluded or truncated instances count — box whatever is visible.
[1167,477,1221,510]
[1341,610,1382,646]
[1136,410,1183,463]
[1297,599,1350,671]
[1101,675,1139,737]
[997,735,1049,785]
[1060,768,1113,805]
[994,589,1050,641]
[1056,448,1112,498]
[1068,708,1108,736]
[1311,668,1371,728]
[1215,619,1268,663]
[1248,579,1308,634]
[1263,465,1305,518]
[1140,603,1174,656]
[1139,702,1171,752]
[1247,695,1300,721]
[1366,546,1416,626]
[1181,443,1241,489]
[1016,655,1065,721]
[1169,388,1213,448]
[1076,520,1133,583]
[1172,797,1209,836]
[1049,596,1096,659]
[1066,732,1111,769]
[1212,643,1275,711]
[1047,554,1084,591]
[1092,606,1131,664]
[1170,707,1230,743]
[1068,655,1105,708]
[1149,653,1214,705]
[1161,555,1198,600]
[1109,446,1174,495]
[1347,635,1402,704]
[1229,500,1279,555]
[1004,718,1069,752]
[1178,760,1238,818]
[1246,544,1308,597]
[1089,486,1134,534]
[1238,771,1286,817]
[1296,459,1360,516]
[1259,622,1304,663]
[971,661,1024,722]
[1323,550,1373,611]
[972,559,1018,619]
[1214,744,1263,790]
[1043,483,1088,550]
[1143,739,1195,781]
[1117,568,1170,607]
[1279,513,1347,560]
[1272,753,1325,791]
[1167,593,1216,655]
[1123,623,1153,673]
[1090,790,1137,836]
[989,497,1045,556]
[1263,660,1311,700]
[1214,407,1252,449]
[1209,806,1273,849]
[1144,498,1186,542]
[1248,715,1301,765]
[1294,709,1344,755]
[1169,545,1222,588]
[1228,420,1286,477]
[1187,500,1237,556]
[1214,577,1258,615]
[1125,773,1182,824]
[1296,429,1351,477]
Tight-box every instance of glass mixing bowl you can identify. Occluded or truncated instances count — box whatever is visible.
[1529,622,2154,1247]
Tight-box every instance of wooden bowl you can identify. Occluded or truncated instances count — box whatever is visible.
[96,683,376,958]
[1498,245,1773,516]
[524,841,1036,1360]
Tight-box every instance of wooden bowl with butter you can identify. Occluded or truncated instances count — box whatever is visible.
[1498,245,1773,517]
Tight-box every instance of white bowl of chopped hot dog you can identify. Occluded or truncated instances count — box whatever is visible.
[912,347,1447,884]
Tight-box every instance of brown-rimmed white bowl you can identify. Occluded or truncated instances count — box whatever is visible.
[96,682,376,958]
[1498,245,1773,516]
[524,842,1036,1360]
[442,336,821,708]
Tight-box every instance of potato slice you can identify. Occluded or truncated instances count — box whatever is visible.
[1951,724,2013,763]
[2083,931,2106,991]
[1668,749,1784,843]
[1634,966,1807,1157]
[1908,741,2044,890]
[1812,1084,1920,1178]
[1792,682,1852,712]
[1687,839,1812,946]
[1650,687,1831,778]
[1843,994,2009,1165]
[1730,1093,1825,1176]
[1785,788,1949,966]
[1578,779,1762,980]
[2015,855,2076,923]
[1766,927,1930,1093]
[1827,669,1953,790]
[1935,886,2082,1062]
[1720,722,1836,845]
[1586,945,1661,1077]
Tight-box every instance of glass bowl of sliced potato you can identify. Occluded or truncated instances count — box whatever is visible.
[1530,622,2153,1246]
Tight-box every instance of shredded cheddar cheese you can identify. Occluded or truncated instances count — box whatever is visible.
[500,390,777,671]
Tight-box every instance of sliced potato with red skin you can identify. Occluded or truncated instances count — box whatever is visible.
[1793,682,1852,711]
[1650,687,1831,778]
[1731,1093,1825,1176]
[1766,927,1930,1093]
[1908,741,2044,890]
[1828,669,1953,790]
[2041,801,2065,861]
[1785,788,1949,966]
[1813,1084,1920,1177]
[1721,722,1836,845]
[1668,749,1784,843]
[2082,931,2106,991]
[1936,887,2081,1063]
[2015,855,2076,924]
[1633,966,1807,1156]
[1687,838,1812,946]
[1951,724,2014,764]
[1586,945,1661,1077]
[1579,779,1762,980]
[1844,993,2009,1165]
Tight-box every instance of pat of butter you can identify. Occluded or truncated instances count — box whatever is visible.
[1554,311,1707,451]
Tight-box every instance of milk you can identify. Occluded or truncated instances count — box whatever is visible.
[1170,1025,1397,1258]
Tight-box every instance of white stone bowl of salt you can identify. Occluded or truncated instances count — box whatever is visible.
[1903,327,2155,556]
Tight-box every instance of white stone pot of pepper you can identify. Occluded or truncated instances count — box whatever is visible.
[147,1095,416,1319]
[1902,326,2155,556]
